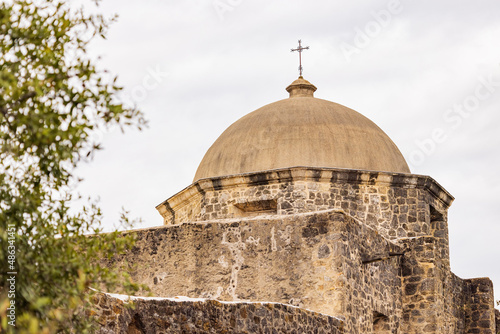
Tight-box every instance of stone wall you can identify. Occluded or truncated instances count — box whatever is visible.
[495,309,500,334]
[398,236,498,334]
[399,236,462,333]
[156,168,453,256]
[103,210,405,331]
[464,278,497,333]
[337,212,403,333]
[443,272,468,333]
[92,293,344,334]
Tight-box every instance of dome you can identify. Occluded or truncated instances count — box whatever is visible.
[194,77,410,181]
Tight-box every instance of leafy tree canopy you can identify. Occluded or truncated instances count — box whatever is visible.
[0,0,146,332]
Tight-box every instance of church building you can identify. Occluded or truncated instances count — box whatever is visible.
[94,59,499,333]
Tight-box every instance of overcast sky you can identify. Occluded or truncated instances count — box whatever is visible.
[75,0,500,302]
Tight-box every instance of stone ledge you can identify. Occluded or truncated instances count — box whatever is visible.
[495,308,500,333]
[93,293,344,334]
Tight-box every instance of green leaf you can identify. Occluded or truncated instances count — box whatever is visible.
[0,0,147,332]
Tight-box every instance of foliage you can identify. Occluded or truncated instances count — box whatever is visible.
[0,0,146,332]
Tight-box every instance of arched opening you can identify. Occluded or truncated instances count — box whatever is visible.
[373,311,391,334]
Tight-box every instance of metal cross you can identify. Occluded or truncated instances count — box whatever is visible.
[291,39,309,77]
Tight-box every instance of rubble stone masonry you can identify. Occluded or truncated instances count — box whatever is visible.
[93,293,343,334]
[95,167,498,333]
[157,168,452,252]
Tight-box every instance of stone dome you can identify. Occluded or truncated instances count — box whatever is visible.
[193,77,410,181]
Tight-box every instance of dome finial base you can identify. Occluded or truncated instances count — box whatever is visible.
[286,77,317,98]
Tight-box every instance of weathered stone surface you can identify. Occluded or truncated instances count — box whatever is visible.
[97,167,498,334]
[464,278,497,334]
[93,293,344,334]
[399,236,466,333]
[156,168,452,256]
[192,93,411,182]
[494,308,500,334]
[104,210,402,322]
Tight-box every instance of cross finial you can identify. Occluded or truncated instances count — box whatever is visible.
[291,39,309,77]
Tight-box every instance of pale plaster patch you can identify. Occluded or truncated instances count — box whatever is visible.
[271,227,277,251]
[221,227,246,300]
